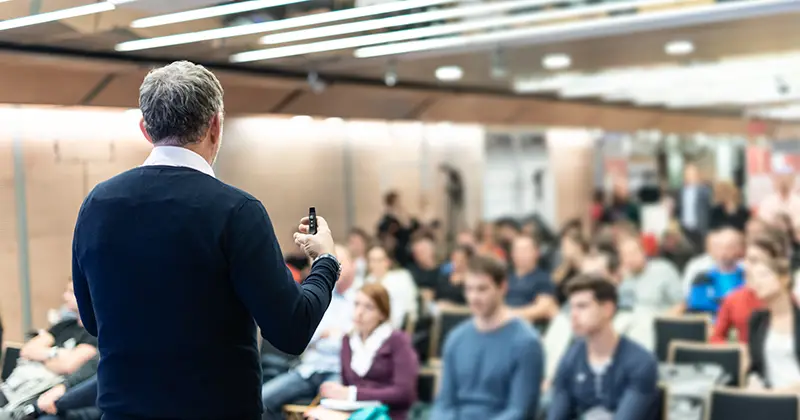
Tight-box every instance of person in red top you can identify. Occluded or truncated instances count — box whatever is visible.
[711,235,783,343]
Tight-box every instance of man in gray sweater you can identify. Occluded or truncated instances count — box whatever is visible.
[432,256,544,420]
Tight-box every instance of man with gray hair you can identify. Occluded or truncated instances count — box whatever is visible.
[71,61,341,420]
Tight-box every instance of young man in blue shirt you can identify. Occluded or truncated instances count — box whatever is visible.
[506,235,559,324]
[432,255,544,420]
[548,275,659,420]
[687,228,745,315]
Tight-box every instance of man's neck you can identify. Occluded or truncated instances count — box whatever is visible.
[716,262,738,274]
[474,305,512,332]
[586,325,619,361]
[417,260,437,270]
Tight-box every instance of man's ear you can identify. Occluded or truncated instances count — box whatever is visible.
[139,118,154,144]
[209,113,222,144]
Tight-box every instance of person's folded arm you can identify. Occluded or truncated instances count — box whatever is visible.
[44,344,97,375]
[61,356,99,389]
[614,359,658,420]
[514,294,559,323]
[494,339,545,420]
[20,331,56,362]
[352,334,419,406]
[226,199,336,355]
[72,209,97,337]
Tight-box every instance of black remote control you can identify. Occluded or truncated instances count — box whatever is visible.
[309,207,318,235]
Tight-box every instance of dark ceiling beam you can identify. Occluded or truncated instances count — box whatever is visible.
[79,73,116,106]
[0,40,741,119]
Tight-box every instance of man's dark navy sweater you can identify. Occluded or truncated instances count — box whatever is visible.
[71,166,338,420]
[547,336,659,420]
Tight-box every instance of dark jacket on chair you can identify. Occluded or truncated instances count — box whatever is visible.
[747,304,800,387]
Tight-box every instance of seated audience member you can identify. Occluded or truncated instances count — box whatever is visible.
[407,233,441,303]
[548,276,659,420]
[711,236,780,343]
[0,283,97,413]
[506,235,559,324]
[476,221,506,261]
[311,283,419,420]
[552,231,589,305]
[687,228,745,315]
[495,218,522,260]
[601,178,640,228]
[681,231,719,295]
[659,223,696,272]
[34,357,100,420]
[348,228,371,284]
[365,245,419,329]
[747,258,800,392]
[710,180,750,232]
[432,256,544,420]
[617,234,683,314]
[434,245,473,308]
[377,191,419,268]
[259,245,357,420]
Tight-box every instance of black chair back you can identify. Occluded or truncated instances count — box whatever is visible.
[432,310,471,359]
[2,345,20,381]
[260,339,299,383]
[654,316,709,362]
[709,388,799,420]
[417,369,438,404]
[670,342,744,387]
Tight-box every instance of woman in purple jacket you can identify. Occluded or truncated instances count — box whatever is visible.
[316,282,419,420]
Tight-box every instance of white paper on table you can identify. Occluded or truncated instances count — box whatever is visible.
[319,399,382,412]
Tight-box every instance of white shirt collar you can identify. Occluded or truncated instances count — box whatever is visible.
[141,146,216,178]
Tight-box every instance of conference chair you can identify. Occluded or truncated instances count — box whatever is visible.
[654,314,711,362]
[705,387,800,420]
[1,342,22,381]
[417,366,441,404]
[283,394,321,420]
[428,306,471,365]
[668,341,746,387]
[656,383,669,420]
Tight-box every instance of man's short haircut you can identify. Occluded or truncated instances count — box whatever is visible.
[384,191,399,207]
[349,227,371,243]
[467,255,507,286]
[410,229,436,245]
[495,217,521,232]
[566,275,618,308]
[594,249,620,275]
[139,61,224,146]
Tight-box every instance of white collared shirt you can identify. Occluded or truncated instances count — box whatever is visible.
[141,146,216,178]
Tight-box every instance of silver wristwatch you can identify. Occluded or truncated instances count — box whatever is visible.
[313,253,342,278]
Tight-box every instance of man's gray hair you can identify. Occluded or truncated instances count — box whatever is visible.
[139,61,224,146]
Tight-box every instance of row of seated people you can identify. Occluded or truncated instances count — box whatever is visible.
[4,220,800,420]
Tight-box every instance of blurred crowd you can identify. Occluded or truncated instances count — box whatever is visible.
[5,162,800,420]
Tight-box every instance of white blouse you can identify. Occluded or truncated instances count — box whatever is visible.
[765,329,800,388]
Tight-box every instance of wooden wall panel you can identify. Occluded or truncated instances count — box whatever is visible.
[0,137,21,341]
[547,129,595,228]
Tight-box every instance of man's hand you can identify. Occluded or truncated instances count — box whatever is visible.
[294,216,335,260]
[37,384,66,415]
[319,382,349,400]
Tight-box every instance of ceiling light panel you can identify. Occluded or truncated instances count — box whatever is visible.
[353,0,799,58]
[233,0,679,63]
[116,0,455,51]
[0,0,130,31]
[130,0,309,28]
[259,0,556,45]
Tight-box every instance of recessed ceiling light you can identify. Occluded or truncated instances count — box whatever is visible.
[665,40,694,56]
[435,66,463,82]
[291,115,313,122]
[542,53,571,70]
[325,117,344,123]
